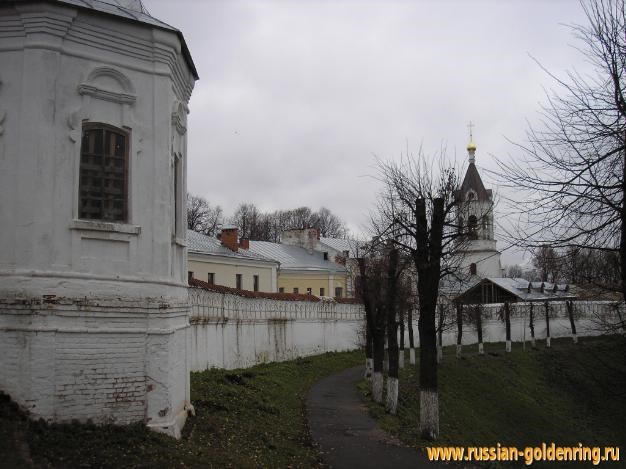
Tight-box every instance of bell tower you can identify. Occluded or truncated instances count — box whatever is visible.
[454,126,503,278]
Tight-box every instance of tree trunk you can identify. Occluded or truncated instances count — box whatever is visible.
[619,128,626,301]
[399,313,405,369]
[414,197,444,441]
[408,307,416,364]
[529,302,536,348]
[476,305,484,355]
[385,248,399,414]
[567,300,577,343]
[456,303,463,357]
[504,301,512,352]
[437,304,444,363]
[365,320,373,379]
[372,328,385,403]
[544,301,551,348]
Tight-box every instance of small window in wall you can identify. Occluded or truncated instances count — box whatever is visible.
[279,287,284,293]
[236,274,242,289]
[320,287,325,296]
[323,252,329,260]
[253,275,259,292]
[293,287,299,294]
[335,287,343,298]
[79,124,129,221]
[343,250,349,258]
[468,215,478,240]
[207,273,215,285]
[306,287,312,295]
[188,271,193,282]
[470,263,477,275]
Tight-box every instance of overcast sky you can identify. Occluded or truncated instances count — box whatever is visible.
[147,0,593,266]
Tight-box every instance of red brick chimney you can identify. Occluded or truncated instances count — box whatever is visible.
[221,227,238,252]
[239,238,249,250]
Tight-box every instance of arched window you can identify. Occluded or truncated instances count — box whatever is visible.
[468,215,478,239]
[79,123,129,222]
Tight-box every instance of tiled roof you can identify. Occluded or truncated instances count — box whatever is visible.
[187,230,277,264]
[40,0,198,79]
[248,240,347,273]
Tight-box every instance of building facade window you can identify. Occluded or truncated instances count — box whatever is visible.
[319,287,325,296]
[188,271,193,282]
[335,287,343,298]
[236,274,242,290]
[79,123,129,222]
[207,273,215,285]
[279,287,284,293]
[323,252,329,260]
[253,275,259,292]
[306,287,312,295]
[293,287,299,294]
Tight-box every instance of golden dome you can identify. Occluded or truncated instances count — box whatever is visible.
[467,141,477,152]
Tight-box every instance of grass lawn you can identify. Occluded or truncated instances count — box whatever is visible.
[0,350,363,468]
[362,335,626,468]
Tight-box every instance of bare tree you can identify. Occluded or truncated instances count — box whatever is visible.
[374,150,475,441]
[187,193,223,236]
[496,0,626,298]
[505,264,524,278]
[532,245,562,283]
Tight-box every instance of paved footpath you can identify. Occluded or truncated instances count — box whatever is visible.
[306,366,445,469]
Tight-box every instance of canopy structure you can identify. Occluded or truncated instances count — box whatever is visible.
[452,277,577,305]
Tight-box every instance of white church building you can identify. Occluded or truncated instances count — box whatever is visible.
[454,137,504,279]
[0,0,197,437]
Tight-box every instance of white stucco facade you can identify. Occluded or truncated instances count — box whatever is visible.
[0,0,196,437]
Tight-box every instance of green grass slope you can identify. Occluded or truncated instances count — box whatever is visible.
[0,350,362,469]
[365,336,626,467]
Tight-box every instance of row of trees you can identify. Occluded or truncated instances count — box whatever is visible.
[360,0,625,442]
[505,246,621,287]
[187,194,348,240]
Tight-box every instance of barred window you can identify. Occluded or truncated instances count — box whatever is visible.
[79,124,129,222]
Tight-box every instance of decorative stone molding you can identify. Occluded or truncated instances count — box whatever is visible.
[78,67,136,105]
[171,101,188,135]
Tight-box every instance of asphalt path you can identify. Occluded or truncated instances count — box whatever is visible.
[306,366,445,468]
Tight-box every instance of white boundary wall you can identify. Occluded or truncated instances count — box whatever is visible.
[188,288,364,371]
[402,301,624,347]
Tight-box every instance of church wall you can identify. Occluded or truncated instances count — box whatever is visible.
[0,1,195,437]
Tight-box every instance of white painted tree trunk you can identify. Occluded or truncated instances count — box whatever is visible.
[546,337,551,348]
[506,340,511,353]
[456,344,462,358]
[399,350,405,369]
[409,348,416,365]
[365,358,373,380]
[478,342,484,355]
[572,334,578,344]
[385,377,399,415]
[372,372,383,403]
[437,345,443,363]
[419,389,439,440]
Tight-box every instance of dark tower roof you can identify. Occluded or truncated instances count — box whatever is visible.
[457,163,492,202]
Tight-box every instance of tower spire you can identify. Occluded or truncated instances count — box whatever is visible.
[466,121,477,163]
